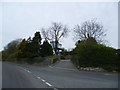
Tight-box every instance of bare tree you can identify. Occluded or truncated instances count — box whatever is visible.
[41,28,50,41]
[73,19,106,44]
[41,22,69,55]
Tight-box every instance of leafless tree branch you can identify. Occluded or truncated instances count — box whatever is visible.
[73,19,106,44]
[41,22,69,55]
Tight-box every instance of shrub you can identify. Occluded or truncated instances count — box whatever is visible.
[52,57,59,64]
[41,40,53,57]
[33,57,44,63]
[46,55,59,64]
[6,53,17,62]
[102,65,118,72]
[72,40,118,71]
[16,58,32,64]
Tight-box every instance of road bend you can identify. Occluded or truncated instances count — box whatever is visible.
[2,60,118,88]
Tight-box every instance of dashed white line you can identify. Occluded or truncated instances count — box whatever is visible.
[19,66,57,89]
[53,88,59,90]
[23,69,27,71]
[41,79,46,82]
[19,66,32,73]
[37,77,53,87]
[18,66,26,71]
[37,77,41,79]
[45,82,52,87]
[27,70,31,73]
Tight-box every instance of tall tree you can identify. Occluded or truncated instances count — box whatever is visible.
[31,32,42,57]
[32,32,42,44]
[2,39,22,60]
[41,40,53,57]
[15,39,29,58]
[41,22,69,55]
[16,32,42,59]
[73,19,106,44]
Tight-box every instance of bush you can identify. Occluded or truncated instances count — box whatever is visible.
[33,57,44,63]
[52,57,59,64]
[72,41,118,71]
[102,65,118,72]
[6,53,17,62]
[18,57,45,64]
[41,40,53,57]
[16,58,33,64]
[45,55,59,64]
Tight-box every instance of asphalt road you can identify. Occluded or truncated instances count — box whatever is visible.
[2,60,118,89]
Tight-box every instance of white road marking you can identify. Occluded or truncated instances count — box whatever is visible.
[37,77,53,87]
[41,79,45,82]
[19,66,32,73]
[27,70,30,73]
[45,82,52,87]
[53,88,59,90]
[37,77,41,79]
[19,66,57,89]
[18,66,26,71]
[23,69,27,71]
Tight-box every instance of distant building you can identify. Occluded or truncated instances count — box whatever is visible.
[50,41,55,49]
[50,41,63,56]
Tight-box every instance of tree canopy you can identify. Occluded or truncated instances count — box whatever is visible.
[41,40,53,57]
[15,32,42,59]
[73,19,106,44]
[41,22,69,55]
[72,39,118,71]
[2,39,22,61]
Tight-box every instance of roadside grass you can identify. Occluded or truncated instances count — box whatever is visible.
[44,55,59,64]
[8,55,60,65]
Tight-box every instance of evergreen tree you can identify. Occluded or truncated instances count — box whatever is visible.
[31,32,42,57]
[15,39,29,58]
[41,40,53,57]
[2,39,22,61]
[16,32,42,59]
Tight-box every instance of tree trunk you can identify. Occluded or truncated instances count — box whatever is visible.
[55,39,58,55]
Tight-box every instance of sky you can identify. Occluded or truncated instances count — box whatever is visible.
[0,2,118,50]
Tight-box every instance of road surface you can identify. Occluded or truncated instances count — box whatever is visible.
[2,60,118,89]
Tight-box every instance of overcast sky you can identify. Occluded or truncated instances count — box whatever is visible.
[0,2,118,50]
